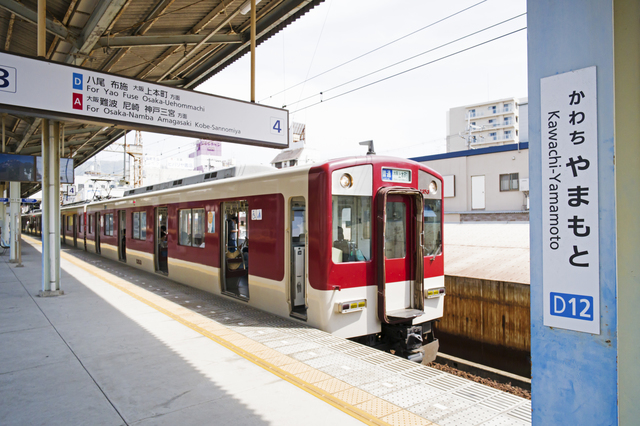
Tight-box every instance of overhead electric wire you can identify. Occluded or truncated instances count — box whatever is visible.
[285,13,526,109]
[291,26,527,114]
[259,0,488,103]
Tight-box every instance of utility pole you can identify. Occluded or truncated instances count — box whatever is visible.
[108,131,143,187]
[459,113,484,149]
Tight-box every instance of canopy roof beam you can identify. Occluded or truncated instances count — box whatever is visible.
[0,0,77,44]
[96,33,243,49]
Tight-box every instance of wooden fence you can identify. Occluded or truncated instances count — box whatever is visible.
[438,275,530,352]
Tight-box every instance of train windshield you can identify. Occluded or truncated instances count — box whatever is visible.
[423,199,442,257]
[332,196,371,262]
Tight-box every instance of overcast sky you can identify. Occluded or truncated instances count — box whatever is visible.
[100,0,528,167]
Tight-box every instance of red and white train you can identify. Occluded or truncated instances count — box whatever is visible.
[27,156,445,360]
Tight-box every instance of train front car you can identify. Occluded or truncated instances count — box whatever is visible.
[308,156,444,362]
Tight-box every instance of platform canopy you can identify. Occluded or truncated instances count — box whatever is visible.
[0,0,324,197]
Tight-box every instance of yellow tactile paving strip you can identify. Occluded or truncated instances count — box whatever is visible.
[25,235,437,426]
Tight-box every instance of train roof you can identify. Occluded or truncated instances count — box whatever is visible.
[86,155,440,208]
[123,164,274,197]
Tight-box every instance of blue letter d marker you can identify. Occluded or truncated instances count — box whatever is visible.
[72,73,83,90]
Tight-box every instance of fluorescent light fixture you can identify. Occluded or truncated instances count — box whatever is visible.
[240,0,263,15]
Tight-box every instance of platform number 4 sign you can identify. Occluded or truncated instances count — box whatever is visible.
[271,117,283,136]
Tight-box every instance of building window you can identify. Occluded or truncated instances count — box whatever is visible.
[500,173,519,191]
[488,119,496,127]
[504,117,512,125]
[290,159,298,167]
[504,130,512,139]
[469,109,476,118]
[488,105,497,114]
[132,211,147,240]
[179,208,205,248]
[104,213,114,236]
[504,102,512,112]
[489,132,497,140]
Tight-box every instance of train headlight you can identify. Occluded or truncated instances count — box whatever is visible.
[339,173,353,188]
[429,180,438,194]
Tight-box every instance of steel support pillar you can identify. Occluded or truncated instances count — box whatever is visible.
[0,184,5,242]
[39,120,62,296]
[9,181,19,262]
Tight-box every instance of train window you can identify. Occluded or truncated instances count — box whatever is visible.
[78,215,83,232]
[423,199,442,257]
[132,212,147,240]
[104,213,114,236]
[179,210,192,246]
[88,215,93,234]
[385,202,406,259]
[193,209,205,247]
[178,208,205,248]
[331,196,371,263]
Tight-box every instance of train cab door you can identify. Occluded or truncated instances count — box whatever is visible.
[118,210,126,262]
[289,198,307,320]
[95,213,101,254]
[221,201,249,299]
[375,188,424,325]
[155,207,168,274]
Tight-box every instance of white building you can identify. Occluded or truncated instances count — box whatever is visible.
[447,97,527,152]
[412,98,529,222]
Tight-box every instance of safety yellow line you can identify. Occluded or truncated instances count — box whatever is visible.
[24,235,434,426]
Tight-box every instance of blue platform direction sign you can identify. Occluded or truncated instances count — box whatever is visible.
[0,198,7,202]
[21,198,37,203]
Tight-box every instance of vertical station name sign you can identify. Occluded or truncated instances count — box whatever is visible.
[0,52,288,148]
[541,66,599,334]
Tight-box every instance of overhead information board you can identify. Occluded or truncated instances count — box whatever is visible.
[0,153,73,184]
[540,66,600,334]
[0,52,289,148]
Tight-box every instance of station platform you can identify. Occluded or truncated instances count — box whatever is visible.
[1,236,531,426]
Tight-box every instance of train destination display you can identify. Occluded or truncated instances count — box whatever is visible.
[540,66,600,334]
[0,52,288,148]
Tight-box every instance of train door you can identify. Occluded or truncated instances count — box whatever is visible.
[118,210,126,262]
[95,212,101,254]
[155,207,168,274]
[289,197,307,320]
[72,214,78,247]
[375,188,424,324]
[61,215,67,245]
[221,201,249,299]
